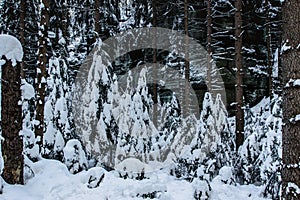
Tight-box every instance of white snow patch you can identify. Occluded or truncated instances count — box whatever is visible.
[21,79,35,100]
[281,40,291,53]
[0,34,23,66]
[287,182,300,195]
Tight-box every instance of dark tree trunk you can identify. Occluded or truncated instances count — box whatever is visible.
[282,0,300,199]
[1,57,24,184]
[152,0,158,125]
[265,0,273,98]
[184,0,190,116]
[35,0,50,148]
[206,0,212,91]
[19,0,26,79]
[235,0,244,151]
[94,0,101,35]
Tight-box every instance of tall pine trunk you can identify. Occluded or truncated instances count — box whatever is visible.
[152,0,158,125]
[19,0,26,79]
[94,0,101,35]
[264,0,273,98]
[206,0,212,91]
[235,0,244,151]
[1,57,23,184]
[282,0,300,199]
[184,0,190,116]
[35,0,50,148]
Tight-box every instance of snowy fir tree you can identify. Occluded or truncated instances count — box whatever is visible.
[236,95,282,198]
[172,92,234,182]
[42,56,73,160]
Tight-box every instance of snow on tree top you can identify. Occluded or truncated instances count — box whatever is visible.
[0,34,23,66]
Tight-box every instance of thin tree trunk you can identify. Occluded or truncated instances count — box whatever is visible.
[94,0,101,35]
[1,57,24,184]
[152,0,158,125]
[281,0,300,199]
[206,0,212,91]
[35,0,50,148]
[265,0,272,98]
[184,0,190,116]
[235,0,244,151]
[20,0,26,79]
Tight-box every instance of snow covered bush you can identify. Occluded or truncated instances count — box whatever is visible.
[63,139,88,174]
[115,158,152,180]
[236,96,282,199]
[20,79,40,161]
[193,177,212,200]
[22,128,40,161]
[173,92,234,181]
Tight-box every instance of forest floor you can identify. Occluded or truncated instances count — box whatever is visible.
[1,158,268,200]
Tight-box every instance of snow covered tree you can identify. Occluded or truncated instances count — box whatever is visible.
[0,35,24,184]
[63,139,87,174]
[281,0,300,198]
[172,92,233,181]
[42,57,72,160]
[21,80,39,161]
[236,96,282,198]
[115,68,156,164]
[74,43,118,169]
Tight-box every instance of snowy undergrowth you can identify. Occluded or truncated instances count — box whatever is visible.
[1,158,268,200]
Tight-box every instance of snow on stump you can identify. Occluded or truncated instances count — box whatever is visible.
[85,167,106,189]
[0,34,24,185]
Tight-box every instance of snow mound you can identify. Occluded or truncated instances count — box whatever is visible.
[115,158,154,179]
[0,34,23,66]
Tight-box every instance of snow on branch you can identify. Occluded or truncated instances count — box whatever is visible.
[289,114,300,123]
[285,79,300,88]
[287,182,300,195]
[0,34,23,66]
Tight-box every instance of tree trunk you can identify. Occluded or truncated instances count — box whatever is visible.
[152,0,158,126]
[19,0,26,79]
[35,0,50,148]
[94,0,101,35]
[281,1,300,199]
[184,0,190,116]
[265,0,272,98]
[1,57,24,184]
[235,0,244,151]
[206,0,212,91]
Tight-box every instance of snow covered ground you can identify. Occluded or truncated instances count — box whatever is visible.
[1,158,268,200]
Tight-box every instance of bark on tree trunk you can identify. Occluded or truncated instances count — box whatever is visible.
[152,0,158,126]
[282,0,300,199]
[35,0,50,148]
[206,0,212,91]
[265,0,273,98]
[184,0,190,116]
[94,0,101,35]
[1,57,24,184]
[235,0,244,151]
[19,0,26,79]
